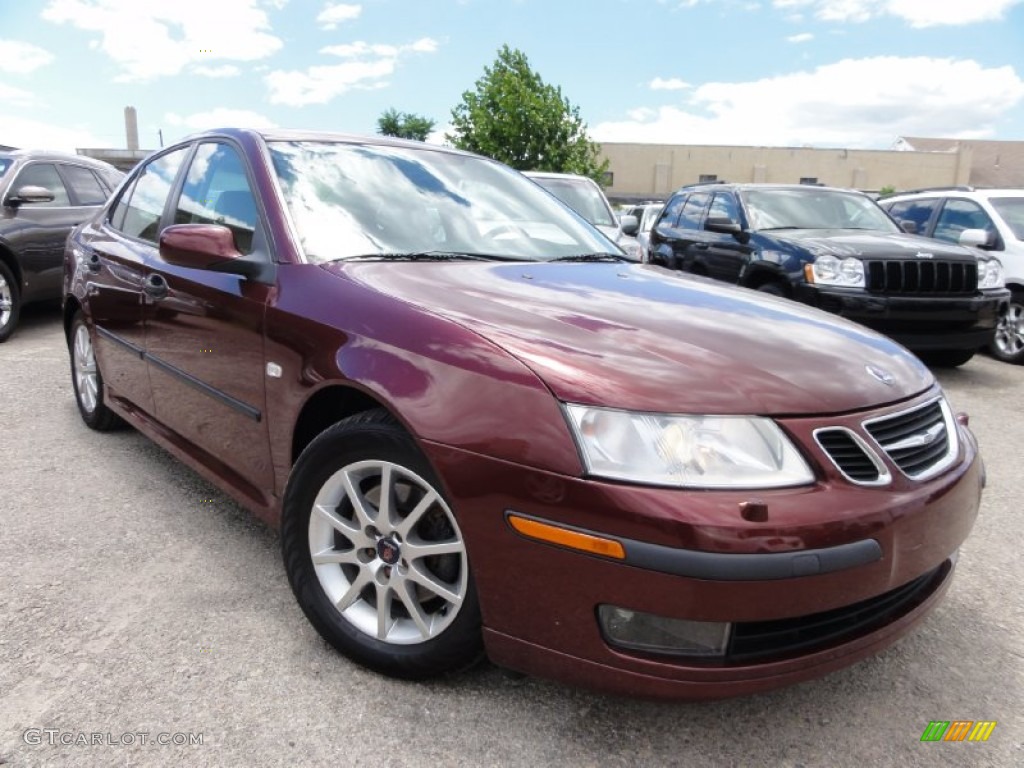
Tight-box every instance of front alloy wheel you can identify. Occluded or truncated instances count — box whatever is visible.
[69,311,121,430]
[991,294,1024,364]
[282,410,482,679]
[0,261,20,343]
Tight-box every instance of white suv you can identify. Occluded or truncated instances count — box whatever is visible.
[880,188,1024,364]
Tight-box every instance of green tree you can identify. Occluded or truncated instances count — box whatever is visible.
[376,108,436,142]
[447,45,609,183]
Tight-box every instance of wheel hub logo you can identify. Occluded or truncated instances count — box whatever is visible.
[920,720,996,742]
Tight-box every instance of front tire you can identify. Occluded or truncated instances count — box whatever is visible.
[991,292,1024,364]
[281,410,483,680]
[919,349,976,368]
[0,261,21,343]
[69,311,122,430]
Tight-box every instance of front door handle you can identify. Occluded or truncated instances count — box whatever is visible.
[144,273,169,300]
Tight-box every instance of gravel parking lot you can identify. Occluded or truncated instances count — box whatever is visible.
[1,303,1021,768]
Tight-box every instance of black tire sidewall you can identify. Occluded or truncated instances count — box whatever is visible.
[281,414,483,679]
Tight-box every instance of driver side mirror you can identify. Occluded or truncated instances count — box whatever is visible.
[959,228,993,249]
[159,223,262,278]
[619,214,639,236]
[4,185,56,207]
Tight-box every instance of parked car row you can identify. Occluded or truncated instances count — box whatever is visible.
[642,181,1010,368]
[54,128,986,700]
[0,149,123,342]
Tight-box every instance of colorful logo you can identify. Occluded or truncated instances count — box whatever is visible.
[920,721,997,742]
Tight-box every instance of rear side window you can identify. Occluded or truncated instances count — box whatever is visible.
[111,147,188,243]
[174,143,258,255]
[678,192,710,230]
[886,198,938,234]
[60,165,108,205]
[657,194,687,229]
[933,199,996,245]
[10,163,71,206]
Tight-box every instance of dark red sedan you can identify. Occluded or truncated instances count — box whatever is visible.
[63,129,983,699]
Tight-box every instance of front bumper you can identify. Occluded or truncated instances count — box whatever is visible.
[424,391,983,699]
[794,284,1009,351]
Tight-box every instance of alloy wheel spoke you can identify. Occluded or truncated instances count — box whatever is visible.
[395,490,439,539]
[394,579,432,639]
[378,464,397,531]
[341,470,378,530]
[407,563,461,606]
[334,568,373,612]
[312,503,370,548]
[311,547,361,566]
[403,538,464,561]
[376,584,395,640]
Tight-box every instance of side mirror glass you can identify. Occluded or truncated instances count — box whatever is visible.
[899,220,917,234]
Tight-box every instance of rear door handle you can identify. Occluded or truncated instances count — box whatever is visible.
[144,273,169,300]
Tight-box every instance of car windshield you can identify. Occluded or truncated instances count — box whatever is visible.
[741,188,898,232]
[0,157,12,180]
[990,197,1024,240]
[529,176,617,228]
[268,142,615,263]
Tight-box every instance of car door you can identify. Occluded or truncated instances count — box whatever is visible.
[86,147,191,414]
[671,192,713,274]
[701,191,752,284]
[144,141,275,497]
[2,162,80,302]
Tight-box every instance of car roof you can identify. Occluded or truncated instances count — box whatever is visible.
[180,127,479,159]
[522,171,594,182]
[0,148,118,170]
[884,188,1024,199]
[672,182,861,196]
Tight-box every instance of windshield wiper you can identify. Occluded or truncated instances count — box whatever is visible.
[546,252,629,263]
[345,251,523,262]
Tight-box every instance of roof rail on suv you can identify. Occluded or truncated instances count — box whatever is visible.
[889,185,976,197]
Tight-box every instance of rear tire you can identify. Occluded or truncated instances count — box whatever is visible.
[756,282,787,297]
[69,311,122,430]
[919,349,976,368]
[281,409,483,680]
[0,261,21,343]
[990,292,1024,364]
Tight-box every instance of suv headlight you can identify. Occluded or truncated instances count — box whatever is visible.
[619,238,644,261]
[978,257,1004,289]
[564,404,815,489]
[806,255,865,288]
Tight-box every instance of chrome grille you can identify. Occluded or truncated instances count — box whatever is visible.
[814,428,888,485]
[864,398,957,480]
[866,260,977,295]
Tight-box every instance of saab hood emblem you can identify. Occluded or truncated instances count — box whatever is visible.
[866,364,896,386]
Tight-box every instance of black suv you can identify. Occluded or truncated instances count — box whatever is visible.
[648,183,1009,366]
[0,150,123,342]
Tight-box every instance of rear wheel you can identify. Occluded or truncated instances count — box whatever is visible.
[755,282,787,297]
[281,410,483,679]
[0,261,21,343]
[69,312,122,430]
[991,292,1024,364]
[919,349,976,368]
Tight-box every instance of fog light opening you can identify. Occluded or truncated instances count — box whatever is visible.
[598,605,731,657]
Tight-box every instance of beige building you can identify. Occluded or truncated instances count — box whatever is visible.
[599,137,1024,202]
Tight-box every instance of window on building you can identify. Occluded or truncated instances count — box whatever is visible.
[799,177,819,185]
[698,174,717,183]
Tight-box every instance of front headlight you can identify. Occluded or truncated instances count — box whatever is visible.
[564,404,815,489]
[805,255,865,287]
[978,258,1004,289]
[619,238,644,261]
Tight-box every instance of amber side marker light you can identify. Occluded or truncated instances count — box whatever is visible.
[507,514,626,560]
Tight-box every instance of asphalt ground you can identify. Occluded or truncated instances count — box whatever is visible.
[1,302,1021,768]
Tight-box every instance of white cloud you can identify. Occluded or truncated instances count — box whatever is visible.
[649,77,691,91]
[41,0,282,82]
[0,83,34,107]
[266,38,440,106]
[163,108,278,132]
[316,3,361,30]
[593,57,1024,148]
[787,32,814,42]
[0,114,106,152]
[191,64,241,78]
[772,0,1022,26]
[0,40,55,73]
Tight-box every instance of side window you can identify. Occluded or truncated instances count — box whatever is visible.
[678,192,710,230]
[933,199,996,245]
[889,198,938,235]
[174,143,258,255]
[60,165,108,205]
[708,192,739,223]
[113,147,189,243]
[657,194,688,229]
[11,163,71,206]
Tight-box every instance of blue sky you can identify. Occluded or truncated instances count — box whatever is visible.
[2,0,1023,152]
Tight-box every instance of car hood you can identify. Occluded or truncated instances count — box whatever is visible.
[327,261,933,415]
[763,229,976,261]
